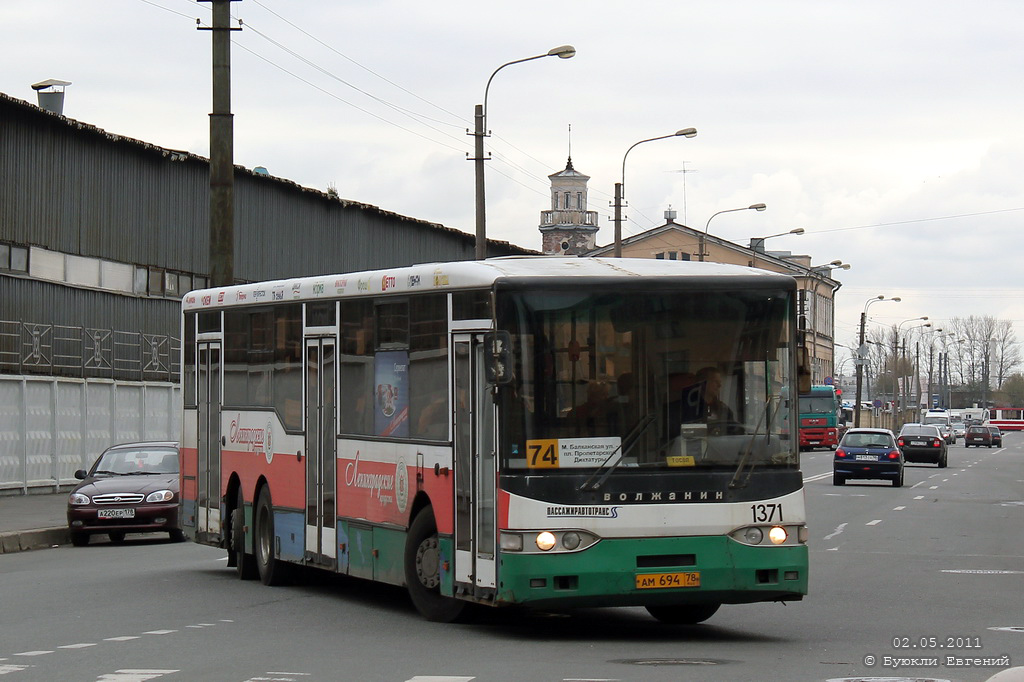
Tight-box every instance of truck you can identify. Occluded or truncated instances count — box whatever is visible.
[798,384,841,450]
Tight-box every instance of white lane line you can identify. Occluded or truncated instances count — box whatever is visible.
[803,471,832,482]
[405,678,476,682]
[866,519,882,526]
[914,496,924,500]
[142,630,177,635]
[929,485,939,489]
[0,664,32,674]
[911,481,925,488]
[58,643,97,649]
[823,523,847,540]
[13,651,52,657]
[104,637,140,642]
[893,506,906,511]
[942,478,949,482]
[97,671,179,682]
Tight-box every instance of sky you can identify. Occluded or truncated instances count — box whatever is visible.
[4,0,1023,370]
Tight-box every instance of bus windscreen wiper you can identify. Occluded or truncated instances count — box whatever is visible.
[729,397,779,489]
[578,413,656,492]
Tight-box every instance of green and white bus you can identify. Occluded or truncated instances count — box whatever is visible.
[179,257,809,623]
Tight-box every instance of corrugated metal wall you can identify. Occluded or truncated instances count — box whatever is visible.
[1,93,531,281]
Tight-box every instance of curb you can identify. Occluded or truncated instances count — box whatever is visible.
[0,527,70,554]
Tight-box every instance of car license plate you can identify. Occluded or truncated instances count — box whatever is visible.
[636,572,700,589]
[97,508,135,519]
[911,440,926,446]
[855,454,876,461]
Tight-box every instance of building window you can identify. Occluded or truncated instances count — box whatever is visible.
[10,245,28,273]
[564,192,570,209]
[576,192,583,209]
[148,268,165,296]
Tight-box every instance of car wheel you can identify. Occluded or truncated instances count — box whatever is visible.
[108,531,126,544]
[646,603,721,624]
[254,486,291,586]
[893,469,904,487]
[939,454,947,468]
[405,507,466,622]
[70,531,89,547]
[832,474,845,486]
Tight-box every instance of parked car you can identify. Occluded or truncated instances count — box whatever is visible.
[833,427,903,487]
[964,425,993,448]
[897,424,948,467]
[67,441,182,546]
[988,426,1003,447]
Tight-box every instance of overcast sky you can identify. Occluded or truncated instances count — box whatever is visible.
[5,0,1023,372]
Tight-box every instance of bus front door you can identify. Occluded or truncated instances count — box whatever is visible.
[304,337,337,567]
[196,342,222,540]
[453,334,496,593]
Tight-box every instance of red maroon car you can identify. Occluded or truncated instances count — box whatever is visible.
[67,441,182,546]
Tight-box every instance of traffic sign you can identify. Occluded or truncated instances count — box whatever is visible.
[823,376,833,385]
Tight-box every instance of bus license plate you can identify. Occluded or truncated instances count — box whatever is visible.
[636,572,700,589]
[98,508,135,519]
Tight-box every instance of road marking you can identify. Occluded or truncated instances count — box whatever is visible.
[13,651,52,657]
[0,664,32,675]
[929,485,939,489]
[823,523,847,540]
[406,677,476,682]
[96,670,179,682]
[893,506,905,510]
[914,495,924,500]
[142,630,177,635]
[104,637,140,642]
[58,643,97,649]
[942,478,949,482]
[910,481,924,488]
[866,519,882,526]
[803,471,832,482]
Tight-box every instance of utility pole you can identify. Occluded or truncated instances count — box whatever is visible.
[199,0,241,287]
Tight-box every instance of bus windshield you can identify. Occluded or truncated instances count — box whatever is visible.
[799,396,837,414]
[496,285,796,473]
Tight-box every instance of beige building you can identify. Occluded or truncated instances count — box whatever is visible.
[536,165,845,384]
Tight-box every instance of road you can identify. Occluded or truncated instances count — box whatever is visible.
[1,435,1021,682]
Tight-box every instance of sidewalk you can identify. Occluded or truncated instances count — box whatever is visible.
[0,490,71,554]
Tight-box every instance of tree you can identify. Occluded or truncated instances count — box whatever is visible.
[946,316,1021,406]
[997,373,1024,407]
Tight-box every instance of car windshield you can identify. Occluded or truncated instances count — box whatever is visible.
[92,446,179,476]
[842,433,894,448]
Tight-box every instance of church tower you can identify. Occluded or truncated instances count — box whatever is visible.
[538,157,599,255]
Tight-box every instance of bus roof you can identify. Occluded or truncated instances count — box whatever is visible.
[181,256,796,312]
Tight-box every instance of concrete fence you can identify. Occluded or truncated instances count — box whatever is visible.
[0,375,179,494]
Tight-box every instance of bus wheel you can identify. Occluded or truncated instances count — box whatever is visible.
[233,489,258,580]
[254,487,289,586]
[404,508,465,622]
[646,603,720,624]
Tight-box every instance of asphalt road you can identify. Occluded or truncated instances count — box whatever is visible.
[1,435,1022,682]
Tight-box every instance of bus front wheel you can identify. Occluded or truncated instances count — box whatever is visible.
[646,603,720,624]
[404,508,465,623]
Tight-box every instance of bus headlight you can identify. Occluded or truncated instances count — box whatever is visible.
[768,526,788,545]
[743,527,764,544]
[500,532,523,552]
[561,531,581,550]
[536,531,557,551]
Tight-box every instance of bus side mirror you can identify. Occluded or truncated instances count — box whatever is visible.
[797,346,812,394]
[483,331,513,385]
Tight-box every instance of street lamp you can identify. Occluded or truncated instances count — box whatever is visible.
[749,228,804,253]
[472,45,576,260]
[854,295,901,427]
[612,128,698,257]
[892,316,929,431]
[804,261,850,384]
[700,203,766,262]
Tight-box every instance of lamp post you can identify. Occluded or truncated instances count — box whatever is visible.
[700,203,766,262]
[892,316,928,431]
[612,128,698,257]
[854,295,901,427]
[472,45,576,260]
[805,261,850,384]
[749,228,804,268]
[905,322,932,417]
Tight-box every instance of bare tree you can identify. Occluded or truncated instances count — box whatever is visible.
[945,315,1020,405]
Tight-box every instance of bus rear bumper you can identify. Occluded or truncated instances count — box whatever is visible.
[495,535,808,609]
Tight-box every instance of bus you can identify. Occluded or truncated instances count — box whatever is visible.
[797,385,841,450]
[179,257,809,623]
[989,408,1024,432]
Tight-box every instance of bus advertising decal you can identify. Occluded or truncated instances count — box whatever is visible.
[228,414,274,464]
[374,351,409,438]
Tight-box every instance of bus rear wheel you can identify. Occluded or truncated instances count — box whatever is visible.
[646,603,721,624]
[404,508,465,623]
[232,488,258,580]
[254,486,290,586]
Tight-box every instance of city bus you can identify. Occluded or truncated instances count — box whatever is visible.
[179,257,809,623]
